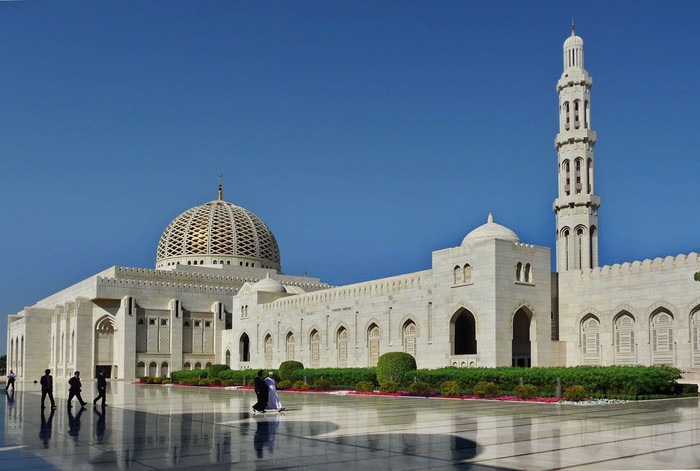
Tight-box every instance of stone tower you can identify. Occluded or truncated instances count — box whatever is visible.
[554,25,601,271]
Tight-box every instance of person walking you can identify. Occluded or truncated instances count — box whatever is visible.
[67,371,87,409]
[265,372,285,412]
[5,370,16,391]
[40,369,56,409]
[93,371,107,406]
[252,370,269,413]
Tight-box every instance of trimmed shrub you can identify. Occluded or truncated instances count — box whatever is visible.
[514,384,539,400]
[440,380,461,396]
[356,381,375,392]
[293,380,309,390]
[380,381,399,393]
[408,381,432,396]
[564,385,587,401]
[377,352,417,387]
[221,379,234,387]
[162,379,172,385]
[209,378,222,386]
[474,381,498,398]
[284,368,376,389]
[277,380,292,390]
[139,377,149,383]
[208,364,230,379]
[198,379,210,386]
[313,378,331,390]
[279,361,304,382]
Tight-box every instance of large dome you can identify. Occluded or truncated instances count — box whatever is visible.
[156,197,281,271]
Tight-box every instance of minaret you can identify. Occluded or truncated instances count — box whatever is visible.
[554,24,601,271]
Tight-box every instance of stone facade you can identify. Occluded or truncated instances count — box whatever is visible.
[6,28,699,380]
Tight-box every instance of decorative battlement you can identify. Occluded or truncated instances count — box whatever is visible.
[262,271,428,311]
[571,252,700,279]
[96,276,240,294]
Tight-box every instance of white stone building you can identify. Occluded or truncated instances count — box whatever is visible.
[7,28,700,380]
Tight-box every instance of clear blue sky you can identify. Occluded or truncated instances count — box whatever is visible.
[2,1,699,355]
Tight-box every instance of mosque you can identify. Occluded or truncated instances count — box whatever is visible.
[6,28,700,381]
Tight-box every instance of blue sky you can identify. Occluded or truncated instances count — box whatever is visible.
[1,1,699,356]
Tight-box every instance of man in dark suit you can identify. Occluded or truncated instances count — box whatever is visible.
[67,371,87,408]
[253,369,268,413]
[40,369,56,409]
[93,371,107,406]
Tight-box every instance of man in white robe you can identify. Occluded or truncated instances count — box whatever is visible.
[265,372,285,412]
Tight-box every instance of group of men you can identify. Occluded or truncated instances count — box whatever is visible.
[252,370,285,414]
[38,369,108,409]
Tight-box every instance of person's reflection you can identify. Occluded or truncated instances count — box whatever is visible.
[253,414,280,458]
[39,408,55,448]
[5,389,14,407]
[67,405,85,440]
[94,404,106,441]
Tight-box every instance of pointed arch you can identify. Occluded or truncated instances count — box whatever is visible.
[580,314,601,365]
[367,323,380,367]
[95,315,115,369]
[239,332,251,363]
[264,334,273,368]
[450,308,476,355]
[690,305,700,367]
[336,326,349,368]
[402,320,417,358]
[512,306,533,367]
[650,308,674,365]
[285,331,296,361]
[613,311,636,365]
[310,329,321,368]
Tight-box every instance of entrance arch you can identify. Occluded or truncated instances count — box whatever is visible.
[512,308,532,367]
[95,316,115,378]
[239,333,250,363]
[451,308,476,355]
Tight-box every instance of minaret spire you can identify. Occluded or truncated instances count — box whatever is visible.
[554,26,600,272]
[218,174,223,200]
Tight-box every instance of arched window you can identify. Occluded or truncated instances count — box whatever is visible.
[581,315,601,365]
[149,361,157,377]
[651,310,674,365]
[515,262,522,281]
[137,361,146,377]
[368,325,380,367]
[264,335,273,367]
[451,309,476,355]
[310,330,321,368]
[574,100,580,129]
[614,313,635,365]
[403,321,417,358]
[183,362,191,370]
[161,362,169,378]
[286,333,296,361]
[563,160,571,195]
[337,327,348,368]
[524,263,532,283]
[453,265,462,285]
[692,308,700,367]
[195,362,202,369]
[225,350,231,367]
[563,101,570,130]
[463,264,472,282]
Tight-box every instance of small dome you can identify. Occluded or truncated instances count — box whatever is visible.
[564,33,583,48]
[462,213,520,245]
[252,274,287,293]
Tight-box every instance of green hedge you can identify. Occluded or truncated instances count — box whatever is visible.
[377,352,416,387]
[166,365,687,399]
[411,365,683,397]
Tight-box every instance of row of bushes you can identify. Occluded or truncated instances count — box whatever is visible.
[163,356,695,400]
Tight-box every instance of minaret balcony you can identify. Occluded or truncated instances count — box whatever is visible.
[555,129,596,149]
[553,194,601,212]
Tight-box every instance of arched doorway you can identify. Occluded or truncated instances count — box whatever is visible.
[512,308,531,367]
[451,309,476,355]
[239,333,250,363]
[95,317,115,378]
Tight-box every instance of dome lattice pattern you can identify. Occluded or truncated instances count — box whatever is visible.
[156,200,280,266]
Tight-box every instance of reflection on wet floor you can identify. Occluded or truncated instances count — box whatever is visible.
[1,380,699,470]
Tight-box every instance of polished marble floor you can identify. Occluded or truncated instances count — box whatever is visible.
[1,380,700,470]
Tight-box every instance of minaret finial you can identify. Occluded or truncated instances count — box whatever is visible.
[571,17,575,35]
[218,174,223,200]
[487,212,494,223]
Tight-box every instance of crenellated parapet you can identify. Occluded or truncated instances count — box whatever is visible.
[96,276,240,294]
[572,252,700,280]
[261,271,428,311]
